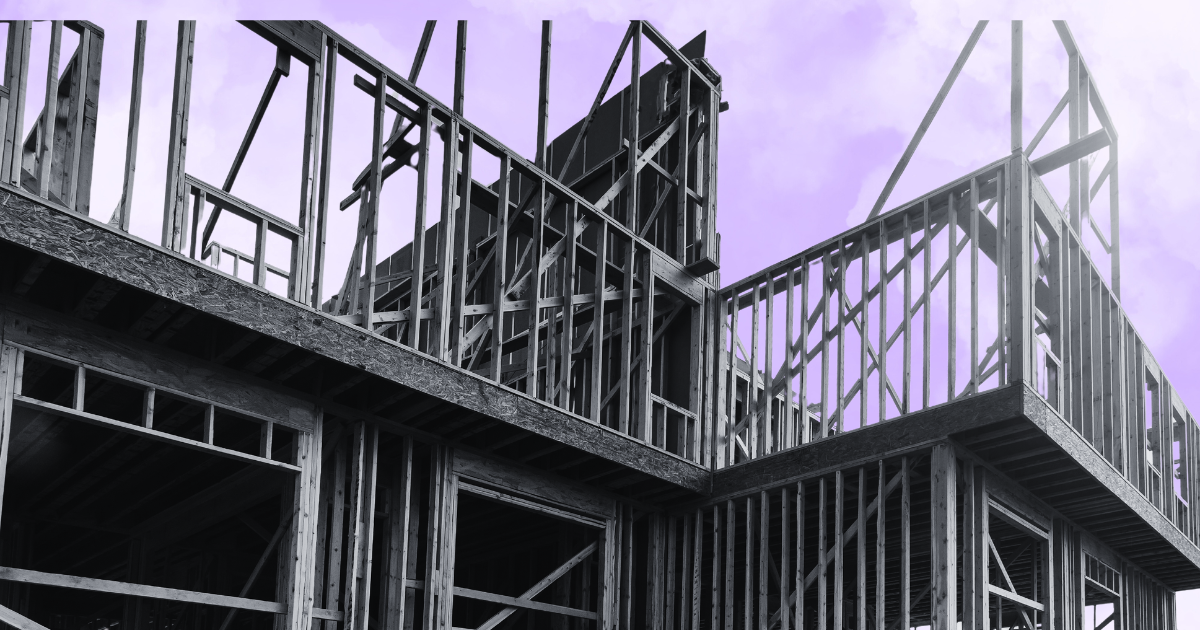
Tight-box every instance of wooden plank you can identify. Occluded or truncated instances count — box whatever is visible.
[0,603,48,630]
[422,444,449,630]
[795,481,805,630]
[162,21,196,252]
[902,215,912,413]
[741,496,753,630]
[0,347,17,529]
[878,225,888,422]
[409,104,434,347]
[860,233,869,428]
[437,466,459,630]
[665,516,677,630]
[972,466,988,630]
[676,65,692,261]
[875,460,885,630]
[0,565,284,613]
[970,177,979,394]
[900,456,910,629]
[1030,128,1110,177]
[785,267,796,450]
[639,251,654,443]
[1011,21,1023,153]
[555,24,634,182]
[451,128,476,365]
[453,449,613,518]
[384,437,414,628]
[295,37,326,302]
[223,50,289,193]
[457,586,597,620]
[345,422,379,630]
[490,155,512,381]
[818,478,827,630]
[821,252,831,439]
[37,21,62,199]
[116,22,144,229]
[525,181,547,397]
[454,22,466,114]
[948,192,958,402]
[252,217,268,287]
[765,274,775,453]
[475,541,598,630]
[836,244,846,433]
[857,468,866,630]
[781,487,791,630]
[711,504,721,630]
[726,294,739,463]
[323,439,347,630]
[434,113,460,360]
[724,499,734,630]
[536,21,552,170]
[408,21,436,83]
[242,21,323,62]
[922,201,932,409]
[1008,155,1033,387]
[589,222,608,423]
[930,443,956,630]
[749,281,760,456]
[359,77,387,330]
[800,259,811,444]
[960,462,975,630]
[867,21,988,220]
[833,471,844,630]
[759,491,769,630]
[558,201,578,411]
[285,418,323,630]
[2,23,31,187]
[692,509,702,630]
[311,39,338,308]
[627,21,642,231]
[618,243,636,435]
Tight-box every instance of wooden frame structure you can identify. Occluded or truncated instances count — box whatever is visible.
[0,18,1193,630]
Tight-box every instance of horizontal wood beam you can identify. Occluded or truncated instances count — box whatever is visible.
[1030,128,1110,176]
[0,566,284,614]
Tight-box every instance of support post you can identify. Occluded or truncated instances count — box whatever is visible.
[1007,154,1033,385]
[1011,21,1023,154]
[115,21,147,232]
[162,21,196,252]
[930,443,957,630]
[536,21,551,171]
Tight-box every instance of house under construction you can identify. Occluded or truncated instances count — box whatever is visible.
[0,17,1192,630]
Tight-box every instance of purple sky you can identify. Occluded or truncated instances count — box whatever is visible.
[12,0,1200,618]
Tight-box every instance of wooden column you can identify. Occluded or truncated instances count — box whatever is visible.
[423,444,457,630]
[383,437,415,629]
[0,347,18,529]
[311,40,339,309]
[345,422,379,630]
[162,21,196,252]
[930,443,957,630]
[1007,154,1033,386]
[284,416,323,629]
[294,35,325,302]
[2,22,31,187]
[435,114,460,360]
[1011,21,1023,154]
